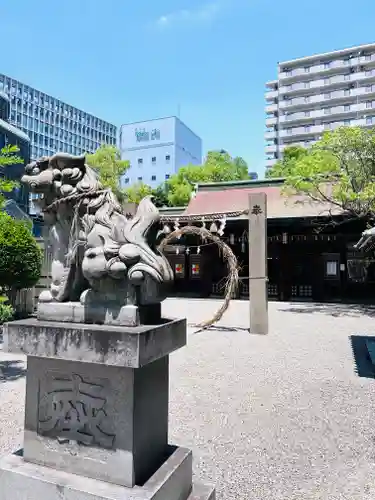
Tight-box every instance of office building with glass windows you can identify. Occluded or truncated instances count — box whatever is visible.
[0,90,31,216]
[0,73,117,161]
[265,42,375,169]
[119,116,202,188]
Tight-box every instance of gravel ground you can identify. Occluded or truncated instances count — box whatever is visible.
[1,299,375,499]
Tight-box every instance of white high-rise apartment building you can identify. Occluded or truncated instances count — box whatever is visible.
[265,43,375,169]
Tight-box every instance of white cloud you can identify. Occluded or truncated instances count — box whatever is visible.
[156,2,222,29]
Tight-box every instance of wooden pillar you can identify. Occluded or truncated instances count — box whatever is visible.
[248,193,268,335]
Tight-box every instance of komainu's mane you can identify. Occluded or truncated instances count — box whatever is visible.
[43,154,123,230]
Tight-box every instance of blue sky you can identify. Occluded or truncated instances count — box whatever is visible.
[2,0,375,177]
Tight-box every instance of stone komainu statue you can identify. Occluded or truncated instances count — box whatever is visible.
[22,153,173,313]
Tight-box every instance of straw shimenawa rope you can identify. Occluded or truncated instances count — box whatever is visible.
[42,189,111,213]
[158,225,239,329]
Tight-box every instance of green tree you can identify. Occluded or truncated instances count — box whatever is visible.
[277,126,375,220]
[124,182,153,204]
[122,181,171,207]
[266,145,309,178]
[152,183,170,207]
[0,145,23,206]
[0,212,42,301]
[166,150,250,206]
[86,144,129,202]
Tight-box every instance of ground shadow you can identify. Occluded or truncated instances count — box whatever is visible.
[278,302,375,318]
[0,360,26,382]
[191,325,250,334]
[350,335,375,379]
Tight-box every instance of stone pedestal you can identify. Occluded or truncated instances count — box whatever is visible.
[0,318,215,499]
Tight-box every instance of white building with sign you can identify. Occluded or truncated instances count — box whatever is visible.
[119,116,202,188]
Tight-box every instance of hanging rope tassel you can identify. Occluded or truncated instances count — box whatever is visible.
[158,225,239,329]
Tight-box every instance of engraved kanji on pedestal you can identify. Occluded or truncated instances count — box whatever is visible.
[38,373,115,448]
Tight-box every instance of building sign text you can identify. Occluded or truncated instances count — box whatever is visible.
[135,128,160,143]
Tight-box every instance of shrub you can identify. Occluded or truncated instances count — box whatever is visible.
[0,303,14,324]
[0,212,42,297]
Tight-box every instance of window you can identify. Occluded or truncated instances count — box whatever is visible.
[305,125,311,132]
[324,123,331,130]
[304,81,310,89]
[324,92,331,99]
[165,155,170,161]
[137,158,143,164]
[326,261,338,277]
[366,70,373,76]
[367,117,373,125]
[344,74,350,81]
[366,54,372,61]
[324,77,330,85]
[287,128,292,135]
[324,107,331,114]
[366,85,372,92]
[151,175,156,181]
[165,174,170,180]
[124,178,129,184]
[151,156,156,163]
[324,61,331,69]
[304,96,310,103]
[304,67,310,73]
[344,104,350,111]
[137,176,142,181]
[304,111,310,117]
[344,89,351,96]
[366,101,373,108]
[344,119,351,125]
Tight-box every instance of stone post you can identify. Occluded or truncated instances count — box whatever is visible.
[248,192,268,335]
[0,318,215,500]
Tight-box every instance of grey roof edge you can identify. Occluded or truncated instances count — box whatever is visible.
[196,178,285,190]
[280,41,375,67]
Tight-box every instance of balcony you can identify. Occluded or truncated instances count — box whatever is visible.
[266,79,278,89]
[280,73,368,96]
[280,112,311,124]
[359,54,375,67]
[266,103,278,113]
[279,90,354,110]
[265,144,278,154]
[279,84,375,111]
[280,124,324,139]
[279,58,357,81]
[279,141,316,151]
[265,90,278,100]
[351,70,375,84]
[265,158,277,168]
[279,117,375,139]
[280,100,375,125]
[265,130,277,140]
[266,116,277,127]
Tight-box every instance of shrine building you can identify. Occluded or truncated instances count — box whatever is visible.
[158,178,373,303]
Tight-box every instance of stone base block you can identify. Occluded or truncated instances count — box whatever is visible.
[4,317,186,368]
[0,447,215,500]
[4,318,187,488]
[37,301,162,327]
